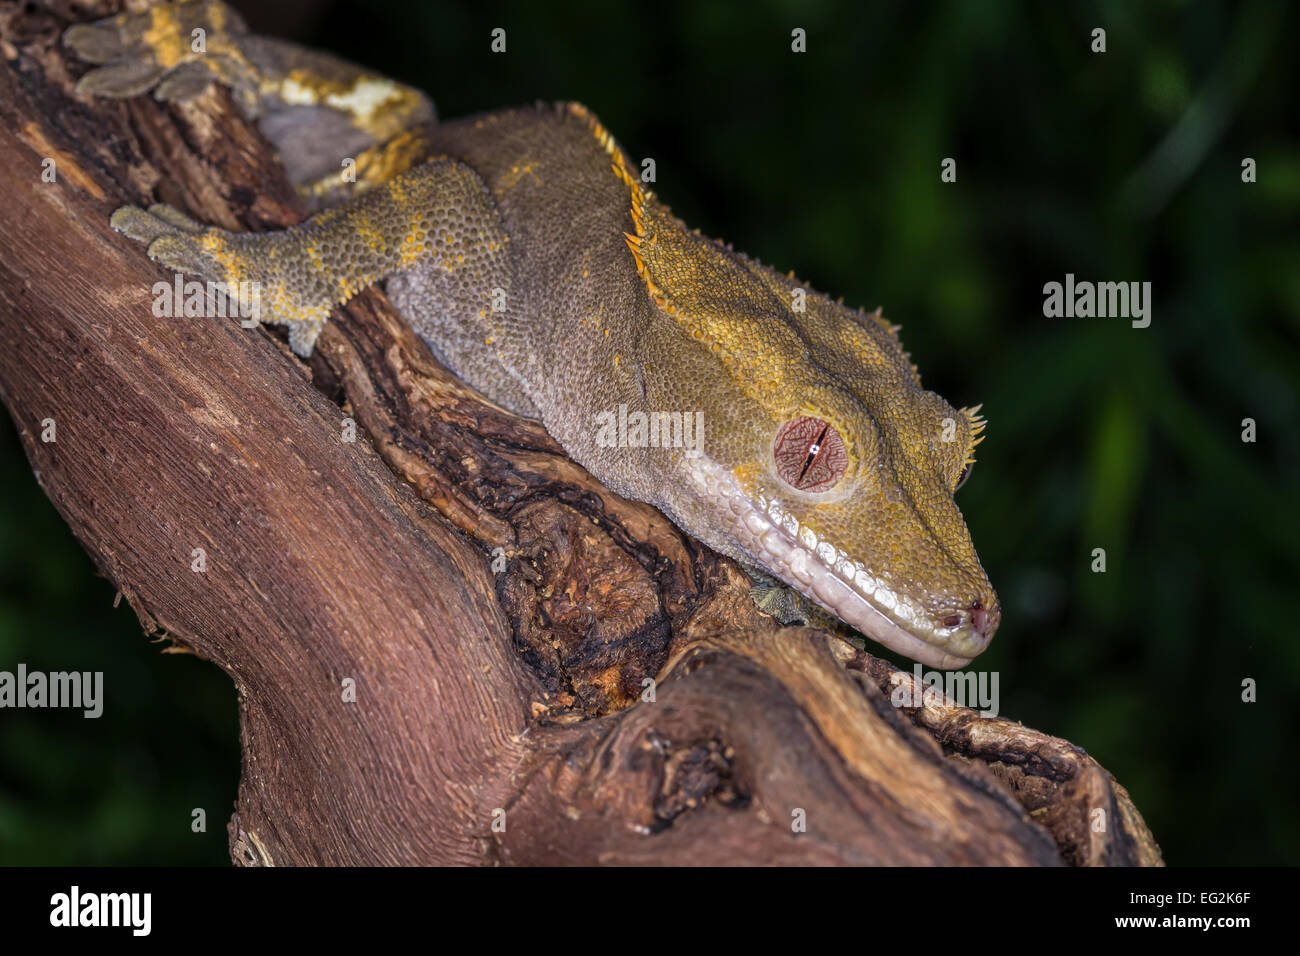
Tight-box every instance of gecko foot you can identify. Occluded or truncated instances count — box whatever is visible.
[65,0,254,104]
[748,570,866,648]
[110,203,326,356]
[111,205,222,278]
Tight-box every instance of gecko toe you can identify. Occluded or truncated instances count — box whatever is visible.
[74,59,169,99]
[146,204,207,234]
[152,61,219,103]
[65,1,251,101]
[146,235,221,282]
[287,320,325,357]
[110,205,189,245]
[63,22,141,65]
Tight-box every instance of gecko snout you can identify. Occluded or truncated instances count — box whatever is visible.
[970,598,1000,639]
[941,597,1000,643]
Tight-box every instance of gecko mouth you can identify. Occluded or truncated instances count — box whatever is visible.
[688,460,993,669]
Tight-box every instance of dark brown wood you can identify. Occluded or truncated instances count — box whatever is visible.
[0,0,1162,866]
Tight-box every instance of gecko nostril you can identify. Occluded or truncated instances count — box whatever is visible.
[943,599,998,636]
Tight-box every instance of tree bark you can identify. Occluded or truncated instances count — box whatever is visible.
[0,0,1162,866]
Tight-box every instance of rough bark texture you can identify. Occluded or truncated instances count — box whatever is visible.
[0,0,1163,866]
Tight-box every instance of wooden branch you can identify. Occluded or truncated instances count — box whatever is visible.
[0,0,1162,866]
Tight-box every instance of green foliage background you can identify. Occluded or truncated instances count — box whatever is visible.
[1,0,1295,865]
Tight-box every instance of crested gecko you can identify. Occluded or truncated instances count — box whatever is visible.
[66,0,1000,668]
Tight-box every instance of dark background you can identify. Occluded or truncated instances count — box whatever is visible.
[1,0,1296,865]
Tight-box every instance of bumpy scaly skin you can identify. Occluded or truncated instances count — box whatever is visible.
[110,160,511,356]
[69,1,1000,668]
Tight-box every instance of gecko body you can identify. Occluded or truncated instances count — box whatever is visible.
[67,0,999,667]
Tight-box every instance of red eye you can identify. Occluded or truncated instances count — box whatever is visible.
[773,417,848,492]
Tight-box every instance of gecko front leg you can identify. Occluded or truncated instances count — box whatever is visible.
[110,160,511,357]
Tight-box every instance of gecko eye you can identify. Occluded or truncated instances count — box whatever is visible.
[955,461,974,491]
[773,417,848,492]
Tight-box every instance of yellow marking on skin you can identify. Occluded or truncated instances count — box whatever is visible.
[198,233,241,281]
[355,218,385,253]
[326,77,405,122]
[387,177,411,208]
[209,1,234,32]
[732,461,762,490]
[628,200,861,424]
[278,70,414,135]
[138,4,254,82]
[568,102,649,234]
[277,76,320,107]
[142,6,185,69]
[398,222,425,268]
[499,162,539,191]
[305,242,326,281]
[300,129,432,201]
[365,130,430,179]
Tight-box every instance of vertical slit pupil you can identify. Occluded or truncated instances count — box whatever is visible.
[774,417,848,492]
[797,424,831,484]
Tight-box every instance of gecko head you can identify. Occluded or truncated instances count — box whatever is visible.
[686,383,1000,669]
[631,199,999,667]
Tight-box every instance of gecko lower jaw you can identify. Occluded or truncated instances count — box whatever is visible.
[686,460,991,669]
[750,522,988,669]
